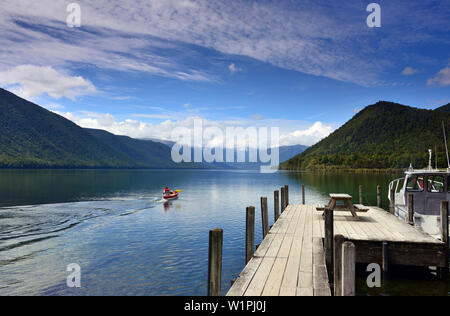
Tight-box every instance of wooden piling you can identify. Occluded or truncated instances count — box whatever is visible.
[334,234,345,296]
[440,200,449,279]
[324,208,334,269]
[274,191,280,222]
[284,185,289,206]
[382,242,389,273]
[302,184,305,205]
[261,197,269,238]
[245,206,255,264]
[408,194,414,226]
[281,187,286,213]
[377,185,382,208]
[389,188,395,215]
[208,228,223,296]
[359,185,363,205]
[342,241,356,297]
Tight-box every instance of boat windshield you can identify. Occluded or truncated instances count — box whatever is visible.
[427,175,444,193]
[406,175,425,192]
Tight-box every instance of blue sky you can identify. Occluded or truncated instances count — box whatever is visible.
[0,0,449,146]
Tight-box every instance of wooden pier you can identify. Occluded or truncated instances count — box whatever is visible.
[225,200,448,296]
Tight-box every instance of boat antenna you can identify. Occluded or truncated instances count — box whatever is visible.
[443,121,450,170]
[428,149,432,170]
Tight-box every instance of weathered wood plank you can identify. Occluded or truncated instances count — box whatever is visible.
[227,256,263,296]
[244,257,276,296]
[228,203,444,297]
[262,257,288,296]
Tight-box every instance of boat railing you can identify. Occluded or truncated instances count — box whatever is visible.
[389,177,406,205]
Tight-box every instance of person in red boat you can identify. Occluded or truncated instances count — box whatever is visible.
[163,187,171,197]
[163,187,180,201]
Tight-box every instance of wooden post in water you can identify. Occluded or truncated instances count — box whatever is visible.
[281,187,286,213]
[274,191,280,222]
[245,206,255,264]
[382,242,389,273]
[389,188,395,215]
[377,185,382,208]
[359,185,363,205]
[334,234,345,296]
[208,228,223,296]
[342,241,356,297]
[285,185,289,207]
[324,208,334,269]
[440,200,449,279]
[302,184,305,205]
[261,197,269,238]
[408,194,414,226]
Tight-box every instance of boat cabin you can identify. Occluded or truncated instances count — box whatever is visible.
[389,168,450,236]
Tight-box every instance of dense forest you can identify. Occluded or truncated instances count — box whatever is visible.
[0,88,199,169]
[281,101,450,171]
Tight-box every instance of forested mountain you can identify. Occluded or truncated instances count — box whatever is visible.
[0,88,305,169]
[435,103,450,113]
[0,88,196,169]
[281,101,450,171]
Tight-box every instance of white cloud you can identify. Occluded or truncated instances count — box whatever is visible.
[427,67,450,87]
[56,111,333,147]
[229,63,242,74]
[279,122,333,146]
[251,114,264,121]
[0,1,447,86]
[0,65,96,100]
[402,67,419,76]
[45,103,65,110]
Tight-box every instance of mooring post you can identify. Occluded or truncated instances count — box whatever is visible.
[208,228,223,296]
[440,200,449,279]
[281,187,286,213]
[261,197,269,238]
[274,191,280,222]
[389,187,395,215]
[285,185,289,206]
[324,208,334,269]
[377,185,382,208]
[408,194,414,225]
[245,206,255,264]
[382,242,389,273]
[359,185,363,205]
[334,234,345,296]
[342,241,356,297]
[302,184,305,205]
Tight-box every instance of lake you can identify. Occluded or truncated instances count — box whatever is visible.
[0,169,448,296]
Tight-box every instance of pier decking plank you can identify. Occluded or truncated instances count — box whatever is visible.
[227,204,445,297]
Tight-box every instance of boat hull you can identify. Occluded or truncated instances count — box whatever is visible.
[163,192,179,201]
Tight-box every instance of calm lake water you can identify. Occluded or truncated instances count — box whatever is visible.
[0,169,448,296]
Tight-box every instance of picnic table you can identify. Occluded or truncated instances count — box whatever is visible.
[316,193,369,218]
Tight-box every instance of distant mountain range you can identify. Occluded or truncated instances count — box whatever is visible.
[0,88,306,169]
[281,101,450,171]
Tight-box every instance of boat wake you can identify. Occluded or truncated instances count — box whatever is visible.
[0,198,158,253]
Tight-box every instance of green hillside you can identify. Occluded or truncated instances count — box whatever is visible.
[84,128,203,169]
[281,101,450,171]
[0,88,192,169]
[435,103,450,113]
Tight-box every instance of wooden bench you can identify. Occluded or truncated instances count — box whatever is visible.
[316,204,369,213]
[316,204,369,212]
[353,204,369,212]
